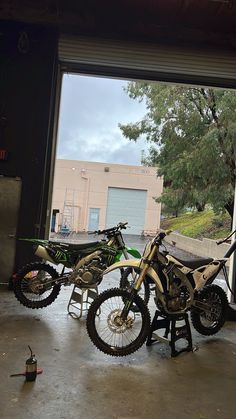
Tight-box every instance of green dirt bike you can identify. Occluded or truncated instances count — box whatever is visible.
[13,222,149,309]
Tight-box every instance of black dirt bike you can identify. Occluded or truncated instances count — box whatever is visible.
[13,222,150,309]
[86,229,235,356]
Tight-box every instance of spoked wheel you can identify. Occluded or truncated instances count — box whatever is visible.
[191,284,228,336]
[86,288,151,356]
[119,268,150,305]
[14,262,61,309]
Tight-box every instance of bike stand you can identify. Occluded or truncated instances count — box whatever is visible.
[146,310,193,357]
[67,285,98,319]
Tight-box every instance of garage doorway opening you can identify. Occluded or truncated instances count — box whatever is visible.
[49,69,236,299]
[50,72,235,239]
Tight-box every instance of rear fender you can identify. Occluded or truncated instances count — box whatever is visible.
[35,245,56,264]
[103,259,164,293]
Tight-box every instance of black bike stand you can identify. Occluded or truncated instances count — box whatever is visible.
[146,310,193,357]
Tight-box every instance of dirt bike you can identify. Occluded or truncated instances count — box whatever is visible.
[13,222,149,309]
[86,228,235,357]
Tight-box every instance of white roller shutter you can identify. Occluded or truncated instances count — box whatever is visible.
[106,187,147,235]
[59,35,236,88]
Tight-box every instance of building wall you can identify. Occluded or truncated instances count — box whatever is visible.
[0,21,58,277]
[52,159,163,234]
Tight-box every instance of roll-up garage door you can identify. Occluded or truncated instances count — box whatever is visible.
[58,35,236,88]
[106,187,147,235]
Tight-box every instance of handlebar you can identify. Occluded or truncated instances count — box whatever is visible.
[216,228,236,245]
[153,229,172,244]
[88,222,128,236]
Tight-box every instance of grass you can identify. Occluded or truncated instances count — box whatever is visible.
[160,210,231,240]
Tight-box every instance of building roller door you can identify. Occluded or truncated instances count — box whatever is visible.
[106,187,147,235]
[58,35,236,88]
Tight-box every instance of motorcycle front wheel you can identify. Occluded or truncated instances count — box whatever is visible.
[86,288,151,356]
[191,284,228,336]
[119,267,150,305]
[14,262,61,309]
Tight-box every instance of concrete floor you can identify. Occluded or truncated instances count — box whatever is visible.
[1,282,236,419]
[1,235,235,419]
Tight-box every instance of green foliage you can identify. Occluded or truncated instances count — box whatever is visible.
[119,83,236,218]
[161,210,231,239]
[156,188,187,217]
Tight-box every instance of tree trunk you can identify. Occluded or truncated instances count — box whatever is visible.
[195,202,205,212]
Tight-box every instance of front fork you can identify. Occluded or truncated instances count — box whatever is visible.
[121,288,138,320]
[120,246,157,320]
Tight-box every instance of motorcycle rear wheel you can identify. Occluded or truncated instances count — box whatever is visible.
[119,267,150,305]
[14,262,61,309]
[190,284,228,336]
[86,288,151,356]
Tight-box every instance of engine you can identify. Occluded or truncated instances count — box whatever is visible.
[166,277,189,312]
[69,257,106,287]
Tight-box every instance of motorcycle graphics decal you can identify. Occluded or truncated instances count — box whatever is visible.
[106,254,115,266]
[54,250,67,263]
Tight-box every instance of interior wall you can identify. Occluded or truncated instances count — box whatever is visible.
[0,21,58,274]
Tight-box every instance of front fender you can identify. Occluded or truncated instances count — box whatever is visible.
[126,247,142,258]
[103,259,164,293]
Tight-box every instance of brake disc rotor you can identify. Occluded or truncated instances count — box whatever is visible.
[26,272,48,294]
[107,309,134,333]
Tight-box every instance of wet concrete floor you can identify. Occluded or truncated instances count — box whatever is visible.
[1,235,236,419]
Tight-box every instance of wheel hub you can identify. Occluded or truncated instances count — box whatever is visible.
[26,272,48,294]
[205,303,221,322]
[107,309,134,333]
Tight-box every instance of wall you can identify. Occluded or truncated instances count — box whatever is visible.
[52,159,163,233]
[165,232,230,266]
[0,21,58,276]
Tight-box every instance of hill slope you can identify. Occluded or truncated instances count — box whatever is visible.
[160,210,231,240]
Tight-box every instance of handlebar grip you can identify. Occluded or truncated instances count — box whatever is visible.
[89,223,128,236]
[118,222,128,229]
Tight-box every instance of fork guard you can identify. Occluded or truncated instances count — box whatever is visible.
[103,259,164,293]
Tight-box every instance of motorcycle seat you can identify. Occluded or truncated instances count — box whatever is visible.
[51,241,102,250]
[172,256,214,270]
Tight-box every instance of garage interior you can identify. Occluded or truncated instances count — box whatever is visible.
[1,1,236,418]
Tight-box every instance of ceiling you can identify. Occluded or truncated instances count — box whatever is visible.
[1,0,236,50]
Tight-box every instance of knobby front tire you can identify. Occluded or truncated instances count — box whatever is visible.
[14,262,61,309]
[86,288,151,357]
[191,284,228,336]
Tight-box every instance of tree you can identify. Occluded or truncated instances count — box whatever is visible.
[119,83,236,219]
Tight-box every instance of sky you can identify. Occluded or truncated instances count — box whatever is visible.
[56,74,148,165]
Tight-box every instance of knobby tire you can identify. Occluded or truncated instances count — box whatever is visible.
[14,262,61,309]
[190,284,228,336]
[86,287,151,357]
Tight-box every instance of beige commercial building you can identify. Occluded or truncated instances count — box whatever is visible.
[51,159,163,235]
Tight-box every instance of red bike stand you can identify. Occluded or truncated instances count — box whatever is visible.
[146,310,193,357]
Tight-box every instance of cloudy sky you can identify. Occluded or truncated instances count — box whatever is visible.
[57,74,148,165]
